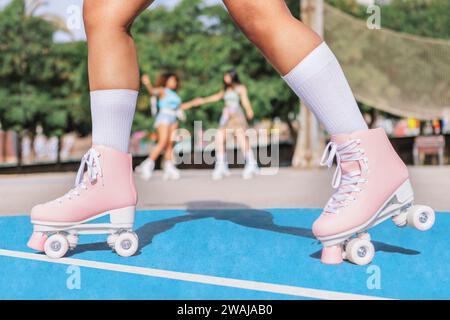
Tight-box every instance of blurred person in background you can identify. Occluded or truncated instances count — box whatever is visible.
[136,72,200,180]
[190,69,259,180]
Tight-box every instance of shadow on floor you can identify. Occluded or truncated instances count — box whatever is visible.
[68,200,420,260]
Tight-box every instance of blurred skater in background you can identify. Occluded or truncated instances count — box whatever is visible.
[137,72,201,180]
[192,69,259,180]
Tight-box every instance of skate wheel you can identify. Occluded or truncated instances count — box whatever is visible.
[407,205,435,231]
[107,233,119,249]
[212,173,223,180]
[44,234,69,259]
[66,234,79,250]
[114,232,139,257]
[345,238,375,265]
[167,172,180,180]
[392,211,408,227]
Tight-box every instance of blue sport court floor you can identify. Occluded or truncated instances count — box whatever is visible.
[0,208,448,300]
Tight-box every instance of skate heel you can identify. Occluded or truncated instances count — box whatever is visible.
[321,245,343,264]
[390,180,415,227]
[27,232,48,251]
[109,206,135,226]
[395,179,414,204]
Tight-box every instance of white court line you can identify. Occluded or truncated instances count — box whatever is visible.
[0,249,389,300]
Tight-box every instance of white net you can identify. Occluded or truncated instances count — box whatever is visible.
[324,4,450,120]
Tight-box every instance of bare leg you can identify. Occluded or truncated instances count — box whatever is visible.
[223,0,322,75]
[212,128,230,179]
[234,129,250,158]
[84,0,153,90]
[224,0,367,135]
[150,125,170,161]
[27,0,154,257]
[215,128,226,159]
[164,123,179,161]
[235,128,258,179]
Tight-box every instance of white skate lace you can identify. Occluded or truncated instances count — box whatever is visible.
[56,148,103,203]
[320,139,368,214]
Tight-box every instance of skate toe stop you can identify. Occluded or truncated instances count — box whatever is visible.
[321,245,343,264]
[27,232,47,251]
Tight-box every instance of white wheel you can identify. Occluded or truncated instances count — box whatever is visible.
[114,232,139,257]
[392,210,408,227]
[212,170,224,180]
[242,172,253,180]
[345,238,375,265]
[44,234,69,259]
[169,170,180,180]
[140,171,152,181]
[107,233,119,249]
[242,165,257,180]
[66,234,78,250]
[407,205,435,231]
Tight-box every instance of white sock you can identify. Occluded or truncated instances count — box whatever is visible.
[216,153,226,163]
[282,42,368,135]
[90,89,138,153]
[245,150,256,165]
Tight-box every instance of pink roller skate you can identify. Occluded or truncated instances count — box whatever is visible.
[313,128,435,265]
[27,145,139,259]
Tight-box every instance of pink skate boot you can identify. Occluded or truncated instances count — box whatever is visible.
[27,145,139,258]
[313,128,435,265]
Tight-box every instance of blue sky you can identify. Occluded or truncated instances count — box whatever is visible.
[0,0,221,42]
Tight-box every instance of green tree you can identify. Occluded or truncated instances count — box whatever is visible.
[0,0,87,164]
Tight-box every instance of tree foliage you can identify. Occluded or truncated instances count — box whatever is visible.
[0,0,89,141]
